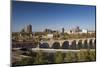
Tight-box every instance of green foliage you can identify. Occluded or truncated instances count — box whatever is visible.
[77,51,86,61]
[77,50,96,62]
[15,57,34,66]
[85,50,96,61]
[14,50,96,66]
[64,52,77,62]
[64,52,71,62]
[34,51,43,64]
[54,51,63,63]
[89,51,96,61]
[34,51,48,64]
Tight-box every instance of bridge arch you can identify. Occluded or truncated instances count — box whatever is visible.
[89,39,93,49]
[83,40,88,49]
[61,41,69,49]
[51,42,60,49]
[77,40,83,49]
[70,40,76,49]
[39,43,49,48]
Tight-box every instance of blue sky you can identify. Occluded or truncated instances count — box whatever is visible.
[12,1,96,32]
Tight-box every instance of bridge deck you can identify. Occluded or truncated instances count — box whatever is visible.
[32,48,95,53]
[13,48,95,53]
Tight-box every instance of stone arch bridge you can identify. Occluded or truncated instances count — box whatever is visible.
[39,38,96,49]
[13,38,96,49]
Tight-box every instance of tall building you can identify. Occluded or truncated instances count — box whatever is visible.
[62,28,64,33]
[27,24,32,33]
[44,29,52,33]
[75,26,80,32]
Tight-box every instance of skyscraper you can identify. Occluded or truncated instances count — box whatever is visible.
[62,28,64,33]
[27,24,32,33]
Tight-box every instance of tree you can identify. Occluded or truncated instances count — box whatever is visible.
[77,51,86,61]
[54,51,63,63]
[84,50,96,61]
[34,51,48,64]
[15,57,34,66]
[64,52,77,62]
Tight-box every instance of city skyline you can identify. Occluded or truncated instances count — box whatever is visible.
[12,1,96,32]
